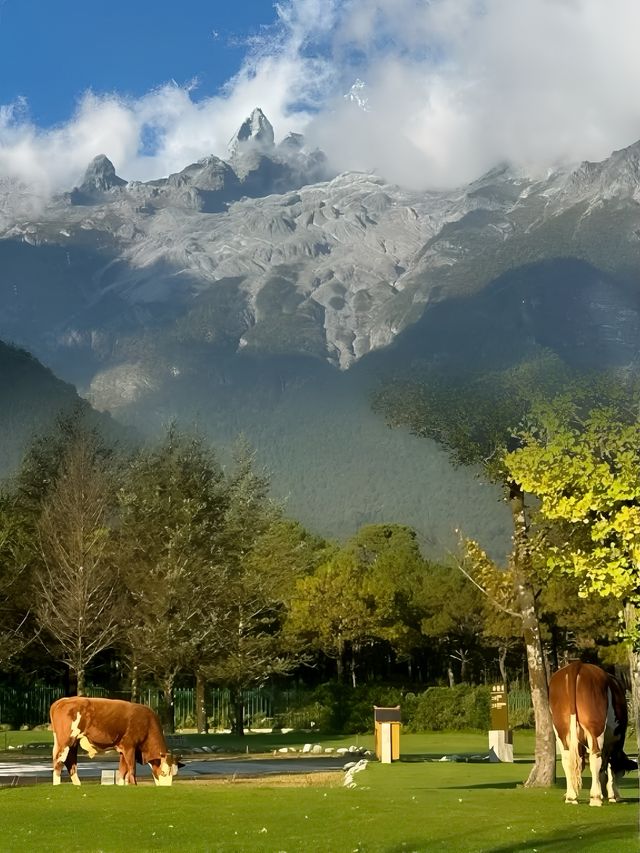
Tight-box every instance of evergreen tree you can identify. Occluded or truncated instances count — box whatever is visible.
[117,425,227,731]
[205,441,317,735]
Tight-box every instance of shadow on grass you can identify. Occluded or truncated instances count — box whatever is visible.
[400,753,533,765]
[382,823,638,853]
[481,822,638,852]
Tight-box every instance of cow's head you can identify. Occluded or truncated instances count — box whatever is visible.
[150,754,183,786]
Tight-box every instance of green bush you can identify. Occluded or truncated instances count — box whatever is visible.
[273,682,496,734]
[277,682,408,734]
[405,684,491,732]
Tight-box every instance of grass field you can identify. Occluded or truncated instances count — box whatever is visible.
[1,731,638,852]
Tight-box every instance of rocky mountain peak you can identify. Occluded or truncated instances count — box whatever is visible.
[228,108,275,154]
[278,132,305,151]
[79,154,126,193]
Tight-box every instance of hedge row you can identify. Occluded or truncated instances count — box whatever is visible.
[274,682,520,734]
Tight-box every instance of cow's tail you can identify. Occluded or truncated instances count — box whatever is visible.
[566,668,583,796]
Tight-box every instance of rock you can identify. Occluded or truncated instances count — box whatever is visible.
[311,744,323,754]
[343,758,369,787]
[302,743,312,753]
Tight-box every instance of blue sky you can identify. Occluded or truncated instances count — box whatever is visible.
[0,0,279,127]
[1,0,640,194]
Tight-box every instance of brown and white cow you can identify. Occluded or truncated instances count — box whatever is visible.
[549,661,637,806]
[50,697,181,786]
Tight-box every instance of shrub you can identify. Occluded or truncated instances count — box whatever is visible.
[275,682,409,734]
[405,684,491,732]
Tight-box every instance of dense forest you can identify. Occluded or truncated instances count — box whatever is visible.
[0,399,629,747]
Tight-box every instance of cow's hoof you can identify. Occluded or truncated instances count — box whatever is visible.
[608,797,621,803]
[589,798,603,807]
[565,798,578,805]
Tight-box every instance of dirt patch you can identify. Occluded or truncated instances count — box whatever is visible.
[178,771,343,788]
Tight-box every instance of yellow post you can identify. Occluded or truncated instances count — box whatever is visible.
[373,705,401,762]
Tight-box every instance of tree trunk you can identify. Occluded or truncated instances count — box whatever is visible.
[447,663,455,688]
[336,636,345,683]
[508,481,556,788]
[349,646,357,688]
[624,602,640,755]
[130,663,140,704]
[459,650,469,683]
[230,687,245,736]
[498,645,508,686]
[196,671,209,734]
[162,676,175,734]
[76,665,85,697]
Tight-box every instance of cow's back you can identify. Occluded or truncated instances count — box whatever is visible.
[549,661,610,742]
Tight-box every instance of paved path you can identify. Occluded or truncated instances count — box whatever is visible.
[0,756,348,786]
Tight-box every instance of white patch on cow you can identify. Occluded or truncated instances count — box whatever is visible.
[70,771,81,787]
[58,746,69,764]
[562,713,582,804]
[79,735,98,758]
[52,772,61,785]
[153,759,174,786]
[69,711,83,739]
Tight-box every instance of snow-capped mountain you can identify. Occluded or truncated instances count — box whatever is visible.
[2,109,640,553]
[2,115,640,389]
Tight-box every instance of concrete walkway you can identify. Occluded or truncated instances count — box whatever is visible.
[0,756,347,786]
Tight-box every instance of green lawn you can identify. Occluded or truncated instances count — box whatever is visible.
[1,731,638,852]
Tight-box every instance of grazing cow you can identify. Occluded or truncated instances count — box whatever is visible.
[50,697,181,786]
[549,661,637,806]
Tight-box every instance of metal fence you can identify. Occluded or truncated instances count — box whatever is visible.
[0,685,301,730]
[0,685,110,729]
[1,684,534,731]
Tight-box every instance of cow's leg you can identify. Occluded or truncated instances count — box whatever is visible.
[52,734,68,786]
[601,725,623,802]
[116,751,129,785]
[119,746,137,786]
[558,746,580,804]
[64,742,81,786]
[602,759,623,803]
[587,731,605,806]
[554,729,580,805]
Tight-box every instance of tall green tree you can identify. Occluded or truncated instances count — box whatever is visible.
[117,425,227,731]
[205,442,317,735]
[287,524,426,686]
[373,359,563,786]
[34,432,120,694]
[1,410,121,688]
[505,399,640,747]
[0,504,31,669]
[417,563,486,685]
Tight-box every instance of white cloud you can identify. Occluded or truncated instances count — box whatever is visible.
[1,0,640,195]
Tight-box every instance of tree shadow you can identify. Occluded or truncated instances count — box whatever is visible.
[400,753,533,765]
[382,822,638,853]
